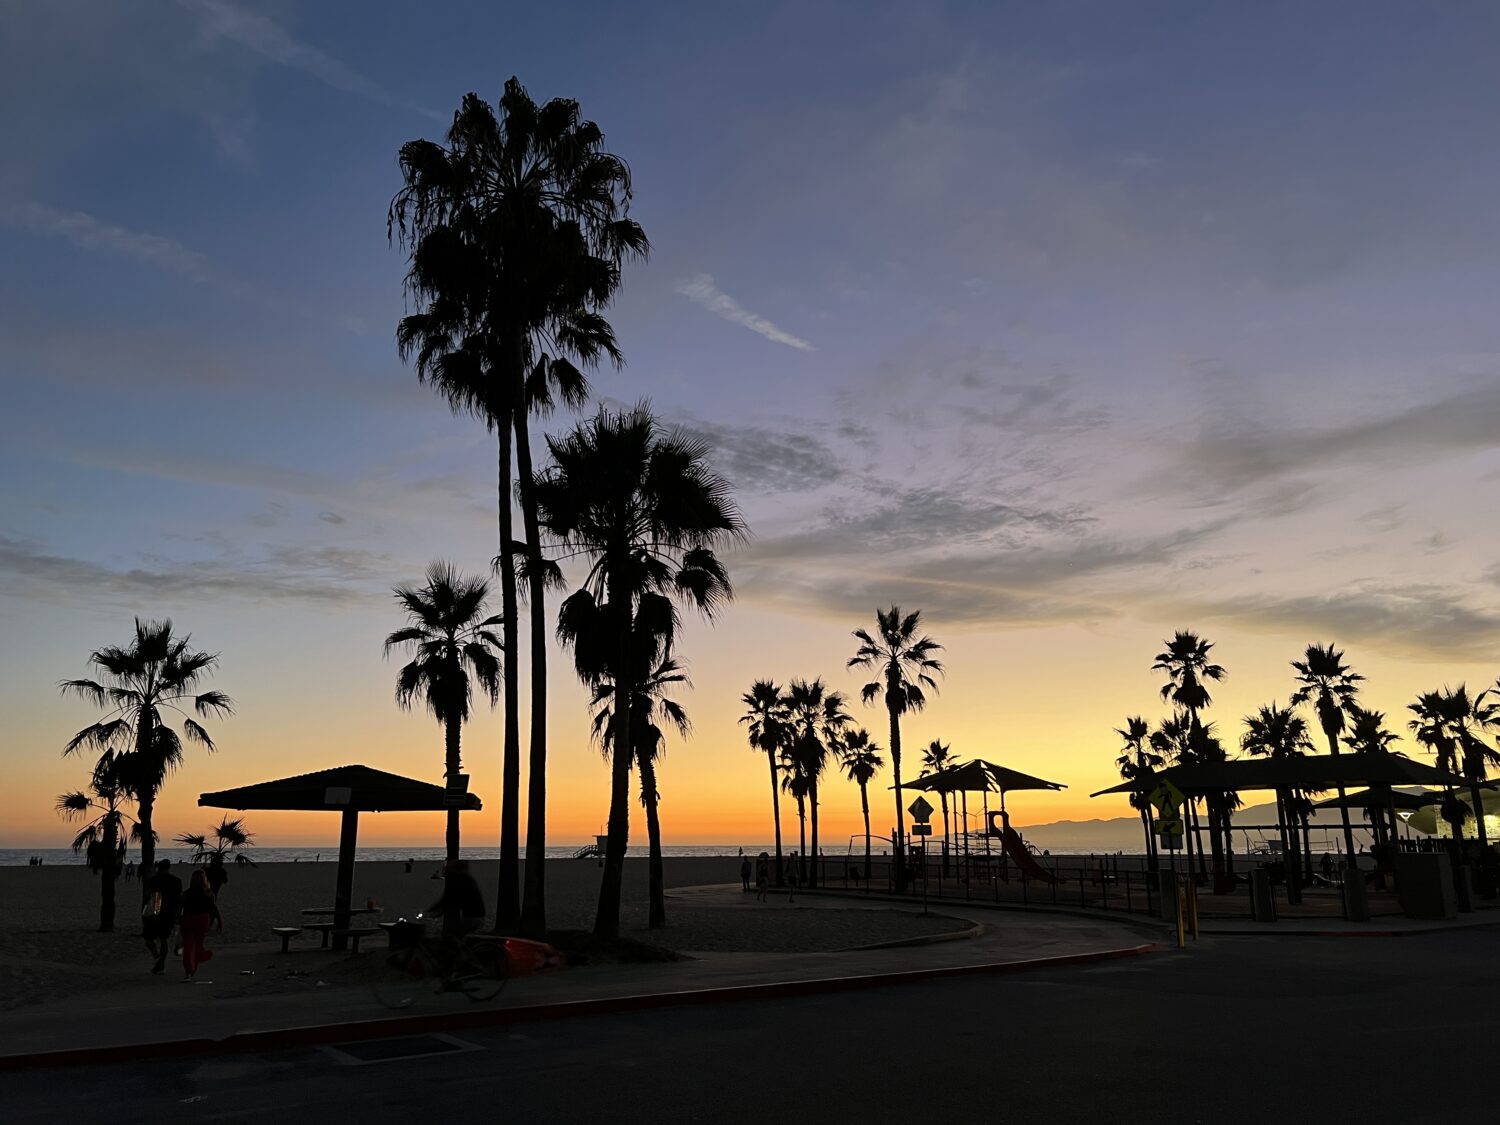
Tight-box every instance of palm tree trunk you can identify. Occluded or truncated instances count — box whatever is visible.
[593,581,635,941]
[1299,797,1314,882]
[101,816,118,933]
[861,782,872,880]
[767,751,784,886]
[1325,726,1358,863]
[640,751,665,929]
[797,796,807,865]
[888,689,907,894]
[808,778,820,889]
[940,794,951,875]
[1470,782,1489,848]
[136,791,155,907]
[516,413,550,939]
[495,420,522,932]
[1206,794,1225,888]
[445,714,462,864]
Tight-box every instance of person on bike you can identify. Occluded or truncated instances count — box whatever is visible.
[429,859,486,936]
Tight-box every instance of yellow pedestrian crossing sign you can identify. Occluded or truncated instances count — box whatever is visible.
[1147,779,1184,816]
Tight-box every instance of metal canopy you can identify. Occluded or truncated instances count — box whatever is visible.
[199,764,481,950]
[1089,753,1480,799]
[899,759,1067,795]
[199,763,481,813]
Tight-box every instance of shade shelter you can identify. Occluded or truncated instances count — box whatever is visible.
[903,759,1066,863]
[1313,789,1440,813]
[1089,752,1480,801]
[200,764,482,949]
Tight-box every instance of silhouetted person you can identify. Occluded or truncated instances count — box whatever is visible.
[405,858,414,873]
[786,852,799,902]
[144,859,182,976]
[740,854,752,892]
[206,853,229,896]
[179,869,221,981]
[755,853,770,902]
[430,859,486,936]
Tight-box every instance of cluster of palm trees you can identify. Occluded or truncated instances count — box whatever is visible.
[57,618,234,931]
[740,606,944,892]
[1116,632,1500,886]
[388,79,742,939]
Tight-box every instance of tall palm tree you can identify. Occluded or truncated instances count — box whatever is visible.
[919,739,959,873]
[849,607,944,893]
[538,404,742,939]
[840,729,884,879]
[786,678,851,889]
[781,761,810,880]
[1242,701,1314,891]
[384,562,503,863]
[740,680,790,885]
[1152,631,1227,878]
[1114,717,1162,871]
[592,653,690,929]
[1408,686,1499,847]
[390,77,649,936]
[1291,643,1363,863]
[1408,688,1469,845]
[57,751,136,932]
[60,619,233,901]
[1342,706,1402,848]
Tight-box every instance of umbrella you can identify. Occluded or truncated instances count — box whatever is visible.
[200,764,482,948]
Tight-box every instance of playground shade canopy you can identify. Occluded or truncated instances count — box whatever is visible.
[1089,752,1479,799]
[900,759,1067,795]
[1313,789,1441,812]
[199,764,482,949]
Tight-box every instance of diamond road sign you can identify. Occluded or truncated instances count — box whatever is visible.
[908,796,935,823]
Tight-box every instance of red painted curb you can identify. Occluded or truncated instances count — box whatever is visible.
[0,942,1157,1072]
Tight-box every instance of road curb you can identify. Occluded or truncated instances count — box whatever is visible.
[0,942,1157,1072]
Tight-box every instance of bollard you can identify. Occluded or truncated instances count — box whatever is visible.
[1250,868,1276,922]
[1342,860,1370,922]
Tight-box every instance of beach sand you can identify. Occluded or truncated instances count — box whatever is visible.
[0,858,963,1011]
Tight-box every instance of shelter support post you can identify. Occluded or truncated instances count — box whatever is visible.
[333,808,359,951]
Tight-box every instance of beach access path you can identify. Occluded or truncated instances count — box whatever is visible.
[0,876,1150,1065]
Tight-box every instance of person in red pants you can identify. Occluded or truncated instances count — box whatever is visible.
[179,869,223,982]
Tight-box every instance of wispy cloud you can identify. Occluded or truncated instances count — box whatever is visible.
[1,202,214,281]
[178,0,442,121]
[675,273,814,352]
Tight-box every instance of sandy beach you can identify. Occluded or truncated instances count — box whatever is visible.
[0,858,964,1011]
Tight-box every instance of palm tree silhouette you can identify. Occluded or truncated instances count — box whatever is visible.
[60,619,233,904]
[1408,685,1498,847]
[840,729,885,880]
[1408,688,1469,844]
[591,652,690,929]
[176,816,255,864]
[384,562,503,864]
[57,752,137,932]
[740,680,790,885]
[849,607,943,893]
[781,762,810,882]
[919,739,959,873]
[1291,643,1364,863]
[1114,717,1162,871]
[538,404,742,939]
[389,77,648,935]
[786,678,851,889]
[1152,631,1226,880]
[1242,701,1314,891]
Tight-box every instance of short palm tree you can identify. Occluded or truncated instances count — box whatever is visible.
[175,816,255,864]
[60,618,233,901]
[840,729,884,879]
[919,739,959,872]
[849,607,944,893]
[1407,685,1498,847]
[57,753,136,932]
[592,652,690,929]
[740,680,790,885]
[385,562,503,864]
[785,678,851,889]
[1291,643,1364,862]
[1114,717,1162,870]
[1152,631,1227,876]
[538,403,742,939]
[1242,701,1314,888]
[390,77,649,936]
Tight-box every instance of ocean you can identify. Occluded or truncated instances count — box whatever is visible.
[0,844,774,867]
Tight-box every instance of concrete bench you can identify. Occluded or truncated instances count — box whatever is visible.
[332,927,382,954]
[271,926,303,953]
[303,921,337,948]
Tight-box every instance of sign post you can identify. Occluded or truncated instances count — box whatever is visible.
[908,797,934,914]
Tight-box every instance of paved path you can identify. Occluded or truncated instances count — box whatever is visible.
[0,885,1148,1064]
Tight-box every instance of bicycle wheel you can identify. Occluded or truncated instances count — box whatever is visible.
[371,944,433,1010]
[454,941,507,1003]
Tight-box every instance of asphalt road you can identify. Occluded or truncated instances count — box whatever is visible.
[8,931,1493,1124]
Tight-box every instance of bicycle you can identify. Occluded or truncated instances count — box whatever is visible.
[370,915,509,1010]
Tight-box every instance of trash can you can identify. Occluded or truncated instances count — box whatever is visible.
[1250,868,1277,922]
[1342,861,1370,922]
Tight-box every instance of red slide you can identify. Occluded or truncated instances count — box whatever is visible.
[1000,826,1058,884]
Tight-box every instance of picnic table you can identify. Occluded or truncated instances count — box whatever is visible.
[298,906,383,949]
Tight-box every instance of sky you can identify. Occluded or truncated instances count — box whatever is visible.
[5,1,1500,850]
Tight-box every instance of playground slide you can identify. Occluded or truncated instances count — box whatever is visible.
[1000,826,1058,884]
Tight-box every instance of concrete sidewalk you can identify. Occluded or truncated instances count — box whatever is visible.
[0,885,1151,1068]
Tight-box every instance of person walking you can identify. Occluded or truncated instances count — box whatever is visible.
[143,859,183,975]
[755,853,770,902]
[429,859,486,937]
[740,854,752,893]
[206,853,230,896]
[179,869,222,982]
[786,852,799,902]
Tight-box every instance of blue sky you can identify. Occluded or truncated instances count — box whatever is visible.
[5,2,1500,843]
